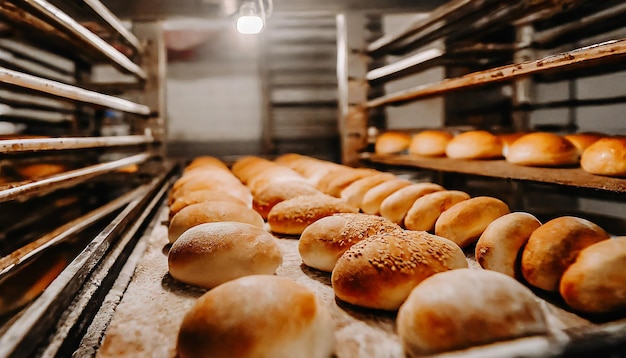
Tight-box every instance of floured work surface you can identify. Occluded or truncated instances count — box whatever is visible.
[98,204,626,358]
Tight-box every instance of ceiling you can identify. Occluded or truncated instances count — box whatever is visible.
[102,0,447,20]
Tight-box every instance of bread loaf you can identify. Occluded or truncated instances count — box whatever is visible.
[379,183,445,224]
[445,131,503,159]
[506,132,579,167]
[580,137,626,177]
[360,179,412,215]
[169,189,249,219]
[435,196,510,248]
[298,213,403,272]
[521,216,610,292]
[560,238,626,314]
[183,156,230,173]
[267,194,358,235]
[404,190,470,231]
[170,180,253,208]
[375,131,411,154]
[397,269,547,356]
[340,173,396,208]
[324,168,379,197]
[497,132,526,157]
[168,201,264,243]
[177,275,335,358]
[475,212,541,278]
[252,180,321,219]
[409,130,453,157]
[564,132,603,155]
[331,231,468,310]
[168,223,282,288]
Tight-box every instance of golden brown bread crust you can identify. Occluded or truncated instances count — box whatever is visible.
[231,156,272,184]
[379,183,445,224]
[506,132,579,167]
[173,168,242,193]
[397,269,547,356]
[331,231,468,310]
[168,223,282,289]
[404,190,470,231]
[183,156,230,173]
[564,132,604,154]
[375,131,412,154]
[560,237,626,314]
[324,168,379,197]
[360,179,412,215]
[340,173,396,208]
[434,196,510,248]
[497,132,527,157]
[252,180,321,219]
[409,130,453,157]
[267,194,358,235]
[14,163,67,179]
[580,137,626,177]
[169,180,252,207]
[177,275,335,358]
[521,216,610,292]
[475,212,542,278]
[169,189,249,220]
[445,130,503,159]
[298,213,403,272]
[168,201,264,243]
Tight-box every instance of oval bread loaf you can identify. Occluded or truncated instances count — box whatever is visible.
[580,137,626,177]
[475,212,542,278]
[435,196,510,248]
[521,216,610,292]
[177,275,334,358]
[340,173,396,208]
[404,190,470,231]
[560,237,626,314]
[445,131,503,159]
[506,132,579,167]
[379,183,445,225]
[169,189,249,220]
[360,179,412,215]
[168,223,282,289]
[409,130,453,157]
[397,269,547,356]
[298,213,403,272]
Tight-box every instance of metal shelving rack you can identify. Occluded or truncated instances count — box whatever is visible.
[0,1,171,356]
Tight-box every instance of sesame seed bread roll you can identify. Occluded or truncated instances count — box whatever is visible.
[379,183,445,225]
[267,194,358,235]
[435,196,510,248]
[521,216,610,292]
[580,137,626,177]
[404,190,470,232]
[560,238,626,314]
[506,132,579,167]
[408,130,453,157]
[361,179,412,215]
[397,269,547,356]
[375,131,411,154]
[168,223,282,289]
[168,201,264,243]
[252,180,321,219]
[169,189,249,220]
[475,212,542,278]
[298,214,403,272]
[340,173,396,208]
[445,131,503,159]
[177,275,335,358]
[331,231,468,310]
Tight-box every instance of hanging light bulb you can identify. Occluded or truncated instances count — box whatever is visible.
[236,1,264,34]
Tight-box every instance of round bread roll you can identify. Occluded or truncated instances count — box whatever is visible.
[267,194,358,235]
[435,196,510,248]
[408,130,453,157]
[168,201,264,243]
[360,179,412,215]
[521,216,610,292]
[475,212,542,278]
[168,223,282,288]
[172,168,242,194]
[379,183,445,225]
[332,231,468,310]
[252,180,321,219]
[183,156,229,173]
[580,137,626,177]
[506,132,579,167]
[497,132,526,157]
[170,180,253,208]
[445,131,503,159]
[340,173,396,208]
[177,275,335,358]
[397,269,547,356]
[375,131,411,154]
[564,132,603,155]
[247,166,308,193]
[169,189,249,220]
[560,237,626,314]
[299,213,403,272]
[404,190,470,231]
[325,168,379,197]
[231,156,272,184]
